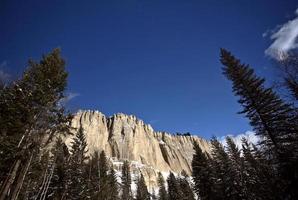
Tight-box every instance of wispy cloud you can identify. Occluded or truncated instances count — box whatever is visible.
[220,131,259,149]
[60,92,80,105]
[264,8,298,60]
[0,61,10,83]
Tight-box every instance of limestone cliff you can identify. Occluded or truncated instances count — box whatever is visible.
[64,110,211,191]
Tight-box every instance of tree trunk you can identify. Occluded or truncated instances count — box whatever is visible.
[10,153,33,200]
[0,160,22,200]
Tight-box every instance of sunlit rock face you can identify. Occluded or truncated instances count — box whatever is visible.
[65,110,211,191]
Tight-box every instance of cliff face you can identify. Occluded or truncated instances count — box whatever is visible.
[65,110,211,191]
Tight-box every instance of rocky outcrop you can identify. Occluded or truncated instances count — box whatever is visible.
[65,110,211,191]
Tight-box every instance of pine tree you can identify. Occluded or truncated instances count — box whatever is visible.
[66,127,89,199]
[121,160,132,200]
[225,136,246,199]
[157,172,168,200]
[0,49,72,200]
[167,172,183,200]
[136,174,150,200]
[178,170,195,200]
[107,168,119,200]
[86,151,100,199]
[98,150,110,200]
[46,137,70,200]
[210,137,238,200]
[276,53,298,101]
[241,138,276,200]
[220,49,298,198]
[191,142,214,200]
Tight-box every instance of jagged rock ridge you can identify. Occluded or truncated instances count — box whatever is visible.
[65,110,211,191]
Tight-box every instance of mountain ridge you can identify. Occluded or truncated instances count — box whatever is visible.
[64,110,211,191]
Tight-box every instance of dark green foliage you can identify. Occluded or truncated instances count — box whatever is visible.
[136,174,150,200]
[220,49,298,160]
[0,49,72,200]
[167,172,183,200]
[276,53,298,101]
[225,136,246,199]
[220,49,298,198]
[121,160,132,200]
[157,172,168,200]
[46,137,70,200]
[192,142,214,200]
[210,137,243,200]
[86,151,100,199]
[66,127,89,199]
[86,151,119,200]
[178,171,195,200]
[98,150,110,200]
[241,138,276,200]
[107,169,119,200]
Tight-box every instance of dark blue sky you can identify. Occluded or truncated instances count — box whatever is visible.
[1,0,297,138]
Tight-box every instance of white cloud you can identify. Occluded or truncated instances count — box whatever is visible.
[59,92,80,105]
[0,61,10,83]
[0,70,10,82]
[265,8,298,60]
[220,131,259,149]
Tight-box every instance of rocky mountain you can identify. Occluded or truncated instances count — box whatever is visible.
[64,110,211,192]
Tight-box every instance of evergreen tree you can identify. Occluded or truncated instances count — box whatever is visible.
[46,137,70,200]
[0,49,72,200]
[87,151,100,199]
[241,138,276,200]
[136,174,150,200]
[276,53,298,101]
[121,160,132,200]
[167,172,183,200]
[191,142,214,200]
[98,150,110,200]
[220,49,298,198]
[210,137,239,200]
[178,170,195,200]
[66,127,89,199]
[107,168,119,200]
[225,136,246,199]
[157,172,168,200]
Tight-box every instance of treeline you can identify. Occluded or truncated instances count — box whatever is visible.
[0,49,194,200]
[192,49,298,200]
[1,48,297,199]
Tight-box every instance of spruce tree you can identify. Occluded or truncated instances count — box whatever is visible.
[107,168,119,200]
[220,49,298,198]
[225,136,246,199]
[157,172,168,200]
[191,142,214,200]
[87,151,100,199]
[45,137,70,200]
[66,127,89,199]
[210,137,238,200]
[241,138,276,200]
[276,53,298,101]
[0,49,72,200]
[136,174,150,200]
[98,150,110,200]
[167,172,183,200]
[178,170,195,200]
[121,160,132,200]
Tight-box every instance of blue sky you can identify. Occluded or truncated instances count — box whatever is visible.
[1,0,297,138]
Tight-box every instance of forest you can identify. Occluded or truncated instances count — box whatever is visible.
[0,48,297,199]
